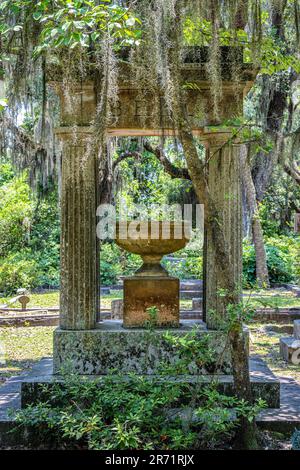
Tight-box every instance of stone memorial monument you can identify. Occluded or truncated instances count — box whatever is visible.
[19,47,280,411]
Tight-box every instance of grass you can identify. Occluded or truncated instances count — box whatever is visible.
[0,291,122,310]
[0,291,59,309]
[244,288,300,309]
[0,326,54,382]
[1,288,300,311]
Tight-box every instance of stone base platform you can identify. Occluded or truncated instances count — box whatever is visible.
[53,320,235,375]
[21,357,280,409]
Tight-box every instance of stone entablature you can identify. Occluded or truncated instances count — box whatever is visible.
[50,46,255,135]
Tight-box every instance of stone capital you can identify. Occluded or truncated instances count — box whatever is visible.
[55,126,94,149]
[55,126,93,138]
[204,137,228,150]
[202,128,242,150]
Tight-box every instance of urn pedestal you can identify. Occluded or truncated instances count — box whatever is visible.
[123,276,180,328]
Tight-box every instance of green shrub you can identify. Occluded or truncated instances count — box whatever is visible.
[164,230,203,280]
[265,245,294,285]
[163,257,203,280]
[0,252,39,294]
[266,235,300,282]
[0,165,61,294]
[242,242,256,288]
[0,173,33,258]
[243,236,298,287]
[100,243,141,286]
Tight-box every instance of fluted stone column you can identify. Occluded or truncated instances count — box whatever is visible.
[204,135,242,329]
[57,128,98,330]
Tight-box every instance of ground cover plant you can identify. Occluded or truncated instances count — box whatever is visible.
[12,322,265,450]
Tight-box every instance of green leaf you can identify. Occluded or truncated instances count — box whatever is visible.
[32,12,42,21]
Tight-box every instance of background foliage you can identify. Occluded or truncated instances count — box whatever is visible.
[0,157,299,294]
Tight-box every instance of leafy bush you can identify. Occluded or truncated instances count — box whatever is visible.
[265,245,294,285]
[163,257,203,280]
[100,243,141,286]
[0,252,39,295]
[243,236,298,287]
[100,243,123,286]
[0,165,60,294]
[0,173,33,258]
[0,251,60,295]
[266,235,300,283]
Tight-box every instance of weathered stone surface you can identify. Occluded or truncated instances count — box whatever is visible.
[180,310,202,320]
[53,321,236,375]
[264,324,293,335]
[180,290,202,300]
[0,314,58,327]
[180,280,203,291]
[57,129,98,330]
[51,47,255,134]
[253,308,300,323]
[294,213,300,234]
[256,375,300,433]
[280,337,300,364]
[204,140,242,329]
[21,357,279,410]
[111,299,123,320]
[123,277,180,328]
[294,320,300,339]
[192,298,203,311]
[100,287,110,296]
[115,221,191,278]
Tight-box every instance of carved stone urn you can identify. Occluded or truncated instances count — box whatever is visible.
[115,220,191,276]
[115,221,192,328]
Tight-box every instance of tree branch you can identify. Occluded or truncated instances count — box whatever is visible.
[113,142,191,181]
[112,150,141,171]
[143,141,191,180]
[284,162,300,185]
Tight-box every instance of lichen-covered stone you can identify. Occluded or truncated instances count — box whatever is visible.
[204,140,242,329]
[53,321,237,375]
[21,357,280,410]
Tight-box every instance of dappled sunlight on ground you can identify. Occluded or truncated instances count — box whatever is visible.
[248,323,300,383]
[0,326,54,382]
